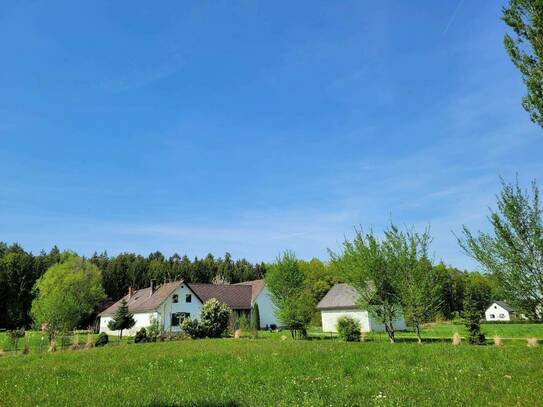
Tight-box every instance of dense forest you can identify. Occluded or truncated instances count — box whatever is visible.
[0,242,504,330]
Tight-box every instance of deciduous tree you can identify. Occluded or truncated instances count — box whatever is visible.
[503,0,543,127]
[459,179,543,319]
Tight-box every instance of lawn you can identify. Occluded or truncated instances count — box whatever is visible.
[0,337,542,406]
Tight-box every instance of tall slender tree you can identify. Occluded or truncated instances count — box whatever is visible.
[502,0,543,128]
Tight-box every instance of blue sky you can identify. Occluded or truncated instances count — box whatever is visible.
[1,1,541,269]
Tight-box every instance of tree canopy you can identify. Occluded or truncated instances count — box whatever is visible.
[503,0,543,128]
[266,251,314,338]
[31,255,106,335]
[107,298,135,339]
[459,178,543,319]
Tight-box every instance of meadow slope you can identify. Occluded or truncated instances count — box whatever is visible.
[0,338,542,407]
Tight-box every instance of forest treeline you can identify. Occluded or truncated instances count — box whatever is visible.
[1,241,505,330]
[0,243,265,329]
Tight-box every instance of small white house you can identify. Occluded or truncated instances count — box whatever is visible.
[99,279,278,336]
[485,301,515,321]
[317,283,406,333]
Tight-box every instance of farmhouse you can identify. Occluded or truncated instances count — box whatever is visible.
[317,283,406,333]
[485,301,516,321]
[99,279,278,336]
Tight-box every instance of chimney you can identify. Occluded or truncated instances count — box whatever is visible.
[150,279,157,296]
[128,287,134,299]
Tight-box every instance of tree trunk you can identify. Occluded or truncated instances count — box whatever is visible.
[415,323,422,343]
[385,322,395,343]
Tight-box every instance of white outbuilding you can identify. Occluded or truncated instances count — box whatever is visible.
[317,283,406,333]
[485,301,516,321]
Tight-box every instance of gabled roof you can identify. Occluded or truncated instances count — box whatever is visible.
[99,281,182,316]
[100,279,261,317]
[490,301,515,313]
[187,283,252,309]
[317,283,361,310]
[233,279,265,303]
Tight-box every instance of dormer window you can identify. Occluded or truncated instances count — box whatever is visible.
[186,294,192,303]
[172,294,179,303]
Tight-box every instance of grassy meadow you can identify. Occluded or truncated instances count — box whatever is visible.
[0,332,542,406]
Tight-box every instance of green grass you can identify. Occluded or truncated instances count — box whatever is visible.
[395,322,543,340]
[0,337,541,406]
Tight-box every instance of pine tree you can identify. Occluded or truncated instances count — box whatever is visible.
[107,299,135,339]
[251,303,261,331]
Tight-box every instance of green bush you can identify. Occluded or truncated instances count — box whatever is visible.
[200,299,231,338]
[239,314,250,331]
[251,303,260,330]
[181,299,231,339]
[135,328,148,343]
[147,317,161,342]
[336,316,361,342]
[181,318,206,339]
[95,333,109,347]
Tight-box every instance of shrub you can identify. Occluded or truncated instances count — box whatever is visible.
[181,318,206,339]
[147,316,161,342]
[95,333,109,347]
[239,314,250,331]
[336,316,361,342]
[200,298,231,338]
[135,328,148,343]
[251,303,261,331]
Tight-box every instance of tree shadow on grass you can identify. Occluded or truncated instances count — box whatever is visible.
[146,401,241,407]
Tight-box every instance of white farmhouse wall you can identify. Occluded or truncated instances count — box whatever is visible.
[485,303,511,321]
[99,312,158,336]
[321,309,371,332]
[159,284,203,332]
[254,286,279,328]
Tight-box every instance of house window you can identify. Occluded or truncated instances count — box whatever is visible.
[171,312,190,326]
[186,294,192,303]
[499,314,505,318]
[489,314,495,319]
[172,294,179,303]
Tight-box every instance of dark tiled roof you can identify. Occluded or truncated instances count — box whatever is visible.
[187,283,252,309]
[316,283,361,310]
[493,301,515,312]
[233,279,265,303]
[99,281,182,316]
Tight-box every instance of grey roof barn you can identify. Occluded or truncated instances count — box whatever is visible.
[316,283,361,310]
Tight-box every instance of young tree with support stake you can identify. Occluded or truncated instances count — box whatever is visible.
[107,299,135,339]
